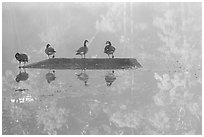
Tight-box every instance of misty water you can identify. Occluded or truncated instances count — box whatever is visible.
[2,3,202,135]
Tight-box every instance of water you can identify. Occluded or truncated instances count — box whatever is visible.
[2,2,202,135]
[2,66,202,135]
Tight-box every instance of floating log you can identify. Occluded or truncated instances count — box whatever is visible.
[23,58,142,70]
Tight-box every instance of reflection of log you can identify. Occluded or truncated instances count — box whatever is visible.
[23,58,142,70]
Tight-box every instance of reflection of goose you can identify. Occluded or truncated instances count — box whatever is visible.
[105,70,116,86]
[15,88,28,92]
[15,69,29,82]
[15,53,28,66]
[45,44,56,59]
[76,40,88,59]
[75,70,89,86]
[46,70,56,84]
[104,41,115,58]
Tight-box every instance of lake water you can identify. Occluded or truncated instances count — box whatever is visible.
[2,2,202,135]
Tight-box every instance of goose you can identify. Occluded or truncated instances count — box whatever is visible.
[15,53,28,67]
[45,44,56,59]
[104,41,115,58]
[76,40,88,59]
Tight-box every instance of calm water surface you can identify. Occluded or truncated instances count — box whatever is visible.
[2,62,202,135]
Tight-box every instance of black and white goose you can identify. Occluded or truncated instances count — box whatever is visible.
[45,44,56,59]
[104,41,115,58]
[15,53,28,67]
[76,40,88,59]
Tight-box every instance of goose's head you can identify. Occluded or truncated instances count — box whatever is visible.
[15,53,20,58]
[84,40,89,47]
[46,44,51,48]
[106,41,111,46]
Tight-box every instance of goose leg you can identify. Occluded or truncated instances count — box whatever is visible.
[18,67,21,73]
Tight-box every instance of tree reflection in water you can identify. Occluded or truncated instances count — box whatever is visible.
[36,102,69,135]
[2,65,202,135]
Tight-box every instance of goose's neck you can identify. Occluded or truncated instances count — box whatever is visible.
[84,43,87,47]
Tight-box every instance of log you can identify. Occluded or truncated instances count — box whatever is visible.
[23,58,142,70]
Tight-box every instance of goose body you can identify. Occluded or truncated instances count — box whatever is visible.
[45,44,56,58]
[104,41,115,58]
[76,40,88,58]
[15,53,28,66]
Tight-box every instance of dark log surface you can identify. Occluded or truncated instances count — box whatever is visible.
[23,58,142,70]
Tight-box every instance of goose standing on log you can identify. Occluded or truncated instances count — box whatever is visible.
[15,53,28,67]
[45,44,56,59]
[76,40,88,59]
[104,41,115,58]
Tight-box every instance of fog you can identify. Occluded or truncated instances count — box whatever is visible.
[2,2,202,135]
